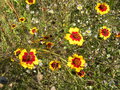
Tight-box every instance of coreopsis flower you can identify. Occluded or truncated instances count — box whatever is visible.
[67,54,86,72]
[49,60,61,71]
[11,24,16,29]
[77,70,85,77]
[11,58,14,62]
[26,0,35,5]
[14,48,22,56]
[115,33,120,37]
[64,27,84,46]
[46,42,54,49]
[19,49,38,69]
[95,3,110,15]
[19,17,26,22]
[99,26,111,40]
[30,27,38,34]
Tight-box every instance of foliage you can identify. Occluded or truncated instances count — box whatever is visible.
[0,0,120,89]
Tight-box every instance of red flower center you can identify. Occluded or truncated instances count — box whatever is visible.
[101,29,109,36]
[72,58,81,68]
[70,32,81,41]
[32,29,36,33]
[20,18,24,21]
[51,62,59,69]
[98,4,107,12]
[77,70,85,77]
[47,43,53,48]
[28,0,34,3]
[22,52,35,64]
[12,25,16,28]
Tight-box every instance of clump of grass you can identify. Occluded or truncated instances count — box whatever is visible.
[0,0,120,89]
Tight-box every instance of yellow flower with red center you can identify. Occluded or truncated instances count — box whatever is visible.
[26,0,35,5]
[11,24,16,29]
[49,60,61,71]
[30,27,38,34]
[65,27,84,46]
[99,26,111,40]
[95,3,110,15]
[19,17,26,22]
[67,54,86,72]
[14,48,22,56]
[77,70,85,77]
[115,33,120,38]
[19,49,38,69]
[46,42,54,49]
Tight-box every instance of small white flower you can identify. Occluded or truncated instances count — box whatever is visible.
[26,4,30,10]
[72,23,76,26]
[36,20,39,23]
[86,30,91,34]
[28,40,32,44]
[77,4,82,10]
[82,32,86,36]
[30,11,35,14]
[94,35,98,38]
[33,70,37,73]
[105,20,108,23]
[63,46,67,49]
[86,21,89,24]
[32,17,35,21]
[107,54,110,58]
[38,60,43,66]
[77,19,80,22]
[26,70,30,73]
[48,10,54,14]
[81,11,84,13]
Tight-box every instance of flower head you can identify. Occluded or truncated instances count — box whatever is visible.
[26,0,35,5]
[95,3,110,15]
[99,26,111,40]
[11,24,16,29]
[30,27,38,34]
[19,49,38,69]
[77,70,85,77]
[46,42,54,49]
[77,4,82,10]
[115,33,120,38]
[19,17,26,22]
[14,48,23,56]
[65,27,84,46]
[67,54,86,72]
[49,60,61,71]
